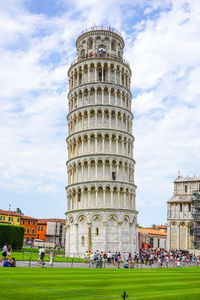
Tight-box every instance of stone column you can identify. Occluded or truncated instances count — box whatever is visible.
[95,134,97,152]
[88,66,90,82]
[87,111,90,128]
[120,92,123,107]
[82,165,84,181]
[81,69,84,84]
[102,136,105,152]
[177,222,180,250]
[88,189,91,208]
[108,65,111,82]
[122,139,124,155]
[186,221,188,250]
[118,221,122,253]
[109,111,111,128]
[95,110,97,128]
[116,138,119,153]
[118,190,120,208]
[88,223,92,252]
[103,188,106,207]
[95,188,98,207]
[103,161,105,179]
[110,188,113,206]
[102,111,104,127]
[103,222,108,252]
[129,222,134,252]
[75,223,78,256]
[109,137,112,152]
[102,88,104,104]
[95,88,97,104]
[82,91,84,106]
[108,89,111,105]
[66,225,70,255]
[115,90,117,105]
[81,138,84,155]
[123,191,126,208]
[94,65,97,82]
[95,161,98,179]
[167,222,171,251]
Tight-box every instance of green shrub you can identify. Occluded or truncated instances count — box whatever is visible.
[0,224,24,250]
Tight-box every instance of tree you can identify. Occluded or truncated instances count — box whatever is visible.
[15,208,24,215]
[151,224,157,230]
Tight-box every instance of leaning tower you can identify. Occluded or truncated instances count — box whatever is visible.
[65,26,138,257]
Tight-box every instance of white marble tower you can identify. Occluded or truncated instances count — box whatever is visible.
[65,26,138,256]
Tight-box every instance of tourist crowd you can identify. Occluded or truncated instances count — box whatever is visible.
[84,249,200,268]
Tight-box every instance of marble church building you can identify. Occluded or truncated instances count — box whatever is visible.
[167,175,200,250]
[65,26,138,256]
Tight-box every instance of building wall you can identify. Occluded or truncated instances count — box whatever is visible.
[37,223,47,241]
[46,222,66,245]
[167,176,200,250]
[0,213,21,225]
[20,218,38,241]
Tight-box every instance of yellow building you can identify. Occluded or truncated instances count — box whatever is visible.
[0,209,21,225]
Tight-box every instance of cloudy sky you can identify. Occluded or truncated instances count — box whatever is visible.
[0,0,200,226]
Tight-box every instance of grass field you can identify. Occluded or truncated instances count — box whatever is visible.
[12,251,83,262]
[0,267,200,300]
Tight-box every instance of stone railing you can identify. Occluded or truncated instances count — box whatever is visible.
[70,52,130,67]
[78,26,123,39]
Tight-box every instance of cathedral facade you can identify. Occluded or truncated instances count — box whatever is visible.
[65,26,138,256]
[167,175,200,250]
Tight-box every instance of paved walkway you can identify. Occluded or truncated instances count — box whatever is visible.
[1,260,199,269]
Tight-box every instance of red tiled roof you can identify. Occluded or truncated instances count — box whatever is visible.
[21,215,37,220]
[138,228,167,237]
[38,218,66,225]
[0,209,21,217]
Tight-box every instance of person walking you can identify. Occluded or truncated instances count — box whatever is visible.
[107,251,111,265]
[7,245,12,260]
[49,248,55,266]
[40,246,45,264]
[38,247,42,263]
[89,252,94,267]
[1,243,8,262]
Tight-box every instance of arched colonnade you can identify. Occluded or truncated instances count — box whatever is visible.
[68,107,133,135]
[68,84,131,111]
[67,131,134,159]
[69,61,131,91]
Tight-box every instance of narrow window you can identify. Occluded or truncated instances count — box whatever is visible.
[33,220,35,225]
[96,228,99,236]
[157,239,160,248]
[78,194,81,202]
[38,226,40,231]
[112,172,116,180]
[41,226,43,231]
[180,203,182,212]
[28,220,31,225]
[199,184,200,192]
[27,228,30,233]
[32,229,35,234]
[98,69,102,81]
[185,185,188,193]
[81,236,85,246]
[189,203,191,212]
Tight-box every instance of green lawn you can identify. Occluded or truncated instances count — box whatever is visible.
[0,267,200,300]
[12,251,84,262]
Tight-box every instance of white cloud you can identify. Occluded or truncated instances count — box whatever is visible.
[0,0,199,224]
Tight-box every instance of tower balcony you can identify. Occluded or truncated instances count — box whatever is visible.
[70,52,130,68]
